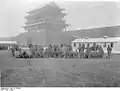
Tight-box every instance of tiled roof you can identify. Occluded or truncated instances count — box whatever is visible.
[72,37,120,43]
[0,41,17,44]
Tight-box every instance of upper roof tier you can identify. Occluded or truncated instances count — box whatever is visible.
[25,11,67,20]
[25,1,66,20]
[25,16,67,25]
[23,1,69,31]
[27,2,65,15]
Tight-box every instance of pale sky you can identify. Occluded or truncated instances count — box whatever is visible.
[1,0,120,37]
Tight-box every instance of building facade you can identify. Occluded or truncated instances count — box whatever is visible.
[66,25,120,38]
[23,2,69,46]
[12,2,120,46]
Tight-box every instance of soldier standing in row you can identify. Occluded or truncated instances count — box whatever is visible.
[11,46,15,57]
[80,44,85,59]
[86,43,91,59]
[107,45,112,59]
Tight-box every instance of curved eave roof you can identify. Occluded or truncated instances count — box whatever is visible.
[25,18,66,24]
[27,2,64,14]
[25,11,66,20]
[23,21,69,28]
[23,22,44,28]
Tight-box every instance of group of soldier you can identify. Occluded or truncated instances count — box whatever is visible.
[77,43,112,59]
[10,42,113,59]
[74,43,104,58]
[0,45,8,50]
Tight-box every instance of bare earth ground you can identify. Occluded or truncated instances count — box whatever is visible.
[0,51,120,87]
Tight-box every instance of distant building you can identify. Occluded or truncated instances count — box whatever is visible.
[65,25,120,38]
[0,41,17,50]
[22,1,69,46]
[14,25,120,45]
[12,2,120,45]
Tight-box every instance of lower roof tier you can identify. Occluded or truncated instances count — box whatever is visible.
[25,12,67,20]
[25,19,66,25]
[23,21,69,29]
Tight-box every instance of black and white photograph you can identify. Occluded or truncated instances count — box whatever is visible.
[1,0,120,88]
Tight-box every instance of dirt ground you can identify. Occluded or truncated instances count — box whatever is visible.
[1,51,120,87]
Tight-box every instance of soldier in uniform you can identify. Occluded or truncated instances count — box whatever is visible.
[80,43,85,59]
[99,45,104,57]
[11,46,15,57]
[107,45,112,59]
[91,43,97,57]
[78,43,81,58]
[48,44,53,58]
[85,43,90,59]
